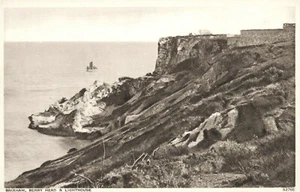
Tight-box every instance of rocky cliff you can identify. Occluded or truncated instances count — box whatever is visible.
[6,33,295,188]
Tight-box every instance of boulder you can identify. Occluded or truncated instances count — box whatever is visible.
[263,116,278,133]
[168,103,266,153]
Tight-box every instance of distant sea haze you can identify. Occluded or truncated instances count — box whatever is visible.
[4,41,157,181]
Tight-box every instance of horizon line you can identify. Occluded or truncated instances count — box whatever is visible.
[4,40,159,43]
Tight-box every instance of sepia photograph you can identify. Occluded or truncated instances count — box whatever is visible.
[2,0,297,189]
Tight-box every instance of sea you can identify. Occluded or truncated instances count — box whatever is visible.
[4,42,157,181]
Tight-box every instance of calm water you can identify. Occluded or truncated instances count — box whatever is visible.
[4,42,157,181]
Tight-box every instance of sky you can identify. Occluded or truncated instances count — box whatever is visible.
[3,1,297,42]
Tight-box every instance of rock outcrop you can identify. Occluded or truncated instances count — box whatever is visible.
[168,103,266,153]
[28,77,156,138]
[155,35,227,75]
[6,30,295,188]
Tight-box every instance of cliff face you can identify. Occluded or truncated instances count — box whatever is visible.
[155,36,227,74]
[6,33,295,188]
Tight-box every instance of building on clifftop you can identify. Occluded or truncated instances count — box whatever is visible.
[228,23,295,47]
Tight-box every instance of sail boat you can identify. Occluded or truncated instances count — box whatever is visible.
[86,61,97,72]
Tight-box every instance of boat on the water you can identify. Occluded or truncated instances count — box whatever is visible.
[86,61,97,72]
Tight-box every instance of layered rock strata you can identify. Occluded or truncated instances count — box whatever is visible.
[6,31,295,188]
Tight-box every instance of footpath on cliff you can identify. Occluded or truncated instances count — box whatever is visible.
[6,35,295,188]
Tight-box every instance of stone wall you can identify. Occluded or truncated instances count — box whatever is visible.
[240,29,283,36]
[228,23,295,47]
[283,23,295,30]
